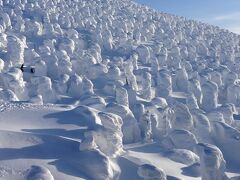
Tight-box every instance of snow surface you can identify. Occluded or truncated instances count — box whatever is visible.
[0,0,240,179]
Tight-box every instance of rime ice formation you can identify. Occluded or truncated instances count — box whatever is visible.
[141,72,153,100]
[1,67,27,100]
[174,67,189,92]
[188,79,202,105]
[139,110,152,142]
[124,60,138,91]
[29,76,56,103]
[136,45,151,65]
[156,70,172,98]
[0,0,240,179]
[196,143,229,180]
[116,86,129,107]
[192,113,211,142]
[80,111,123,157]
[172,101,194,131]
[6,35,26,67]
[106,102,141,144]
[201,80,218,112]
[0,89,19,101]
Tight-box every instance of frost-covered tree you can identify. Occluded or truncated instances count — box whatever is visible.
[201,80,218,112]
[196,143,228,180]
[6,35,26,67]
[116,86,129,107]
[141,72,152,100]
[156,71,172,98]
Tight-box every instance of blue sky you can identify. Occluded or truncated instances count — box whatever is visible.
[134,0,240,34]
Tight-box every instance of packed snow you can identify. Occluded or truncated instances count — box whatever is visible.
[0,0,240,179]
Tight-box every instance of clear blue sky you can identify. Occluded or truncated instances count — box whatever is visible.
[134,0,240,34]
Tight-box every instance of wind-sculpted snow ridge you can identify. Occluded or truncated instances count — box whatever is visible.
[0,0,240,179]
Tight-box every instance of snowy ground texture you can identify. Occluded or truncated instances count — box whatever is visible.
[0,0,240,179]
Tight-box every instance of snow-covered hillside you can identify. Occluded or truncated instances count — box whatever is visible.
[0,0,240,179]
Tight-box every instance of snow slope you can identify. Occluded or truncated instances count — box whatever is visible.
[0,0,240,179]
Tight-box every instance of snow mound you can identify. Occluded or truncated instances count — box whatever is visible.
[137,164,167,180]
[0,89,19,101]
[72,105,102,129]
[161,129,198,151]
[166,149,199,165]
[74,150,119,180]
[80,112,123,157]
[26,165,54,180]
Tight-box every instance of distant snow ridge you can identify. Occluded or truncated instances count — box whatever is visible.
[0,0,240,179]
